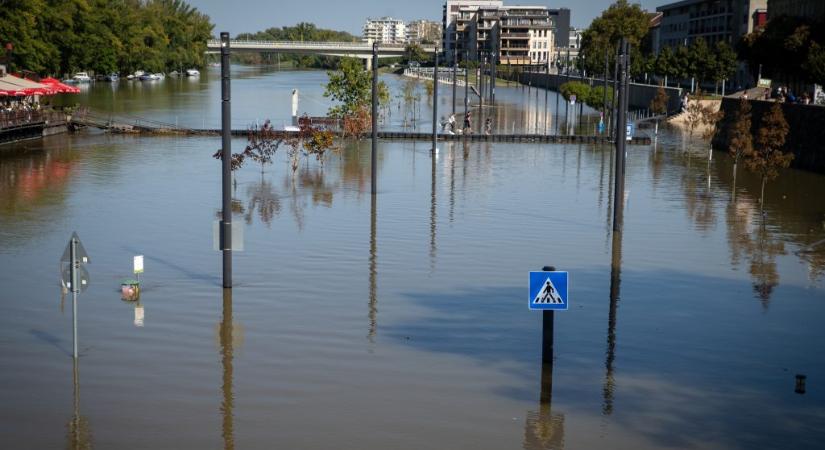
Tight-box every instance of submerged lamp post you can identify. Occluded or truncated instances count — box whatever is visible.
[432,45,439,153]
[372,42,378,195]
[220,32,232,288]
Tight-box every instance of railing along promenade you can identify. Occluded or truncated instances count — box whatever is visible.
[206,40,436,56]
[0,110,66,131]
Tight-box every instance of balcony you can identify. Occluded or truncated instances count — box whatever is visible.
[501,32,529,39]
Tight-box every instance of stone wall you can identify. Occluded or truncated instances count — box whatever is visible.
[713,98,825,174]
[513,72,683,114]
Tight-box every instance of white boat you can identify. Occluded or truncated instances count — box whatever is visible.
[185,69,200,77]
[126,74,135,80]
[139,73,159,81]
[134,70,145,77]
[153,73,165,80]
[73,72,91,83]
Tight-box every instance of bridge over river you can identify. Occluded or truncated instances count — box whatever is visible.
[206,40,437,69]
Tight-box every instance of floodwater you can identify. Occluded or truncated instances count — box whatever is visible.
[1,66,824,449]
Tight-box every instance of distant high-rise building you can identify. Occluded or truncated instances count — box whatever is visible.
[407,20,443,45]
[363,17,407,45]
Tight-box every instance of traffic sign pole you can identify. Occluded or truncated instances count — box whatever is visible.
[541,265,555,365]
[71,236,78,360]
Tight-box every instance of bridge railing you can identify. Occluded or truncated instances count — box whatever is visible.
[206,39,435,52]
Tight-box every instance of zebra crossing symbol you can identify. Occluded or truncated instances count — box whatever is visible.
[529,271,568,310]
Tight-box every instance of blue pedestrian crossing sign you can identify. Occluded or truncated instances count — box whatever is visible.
[529,271,569,310]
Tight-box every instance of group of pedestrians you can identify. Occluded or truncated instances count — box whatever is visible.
[440,111,492,135]
[771,86,811,105]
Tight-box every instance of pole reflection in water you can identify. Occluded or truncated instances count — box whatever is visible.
[219,288,235,450]
[368,193,378,341]
[67,357,92,449]
[448,143,455,224]
[603,230,623,415]
[524,313,565,449]
[429,149,437,273]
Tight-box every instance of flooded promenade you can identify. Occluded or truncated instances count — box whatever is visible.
[1,66,824,449]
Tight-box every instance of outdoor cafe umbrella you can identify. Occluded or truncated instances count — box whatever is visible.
[39,77,80,94]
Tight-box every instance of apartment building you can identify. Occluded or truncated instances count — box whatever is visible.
[362,17,407,45]
[442,0,504,61]
[465,5,554,68]
[406,20,443,44]
[657,0,767,51]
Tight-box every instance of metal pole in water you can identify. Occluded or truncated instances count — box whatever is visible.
[372,42,378,195]
[452,34,457,115]
[464,50,469,124]
[71,236,78,360]
[220,32,232,288]
[541,265,556,365]
[432,46,439,153]
[612,39,629,233]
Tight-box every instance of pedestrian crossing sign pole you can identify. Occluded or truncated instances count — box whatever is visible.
[529,271,568,310]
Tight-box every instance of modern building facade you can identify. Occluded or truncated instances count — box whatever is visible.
[406,20,443,44]
[767,0,825,21]
[362,17,407,45]
[548,8,571,49]
[443,0,504,61]
[657,0,767,51]
[458,5,554,68]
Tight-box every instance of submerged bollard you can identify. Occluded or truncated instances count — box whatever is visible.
[795,374,807,394]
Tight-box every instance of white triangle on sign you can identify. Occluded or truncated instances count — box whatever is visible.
[533,276,564,305]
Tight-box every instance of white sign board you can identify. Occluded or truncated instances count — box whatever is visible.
[134,255,144,274]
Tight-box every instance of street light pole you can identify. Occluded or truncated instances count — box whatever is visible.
[612,38,629,233]
[372,42,378,195]
[220,31,232,289]
[432,46,439,154]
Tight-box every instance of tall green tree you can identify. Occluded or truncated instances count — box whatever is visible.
[0,0,212,75]
[578,0,651,76]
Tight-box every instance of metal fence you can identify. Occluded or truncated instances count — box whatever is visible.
[0,110,66,131]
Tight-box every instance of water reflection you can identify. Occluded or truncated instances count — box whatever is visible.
[724,197,786,307]
[66,358,92,449]
[524,310,565,449]
[0,140,79,248]
[219,288,235,450]
[245,175,281,227]
[368,194,377,341]
[430,150,437,273]
[603,230,623,416]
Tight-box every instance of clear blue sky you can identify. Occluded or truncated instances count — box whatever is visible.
[188,0,664,36]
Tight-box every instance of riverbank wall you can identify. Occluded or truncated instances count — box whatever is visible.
[712,98,825,174]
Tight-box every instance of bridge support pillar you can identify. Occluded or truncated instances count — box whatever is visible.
[365,57,372,72]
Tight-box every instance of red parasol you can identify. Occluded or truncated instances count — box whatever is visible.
[38,77,80,94]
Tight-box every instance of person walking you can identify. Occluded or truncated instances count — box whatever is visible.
[463,111,472,135]
[484,117,492,135]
